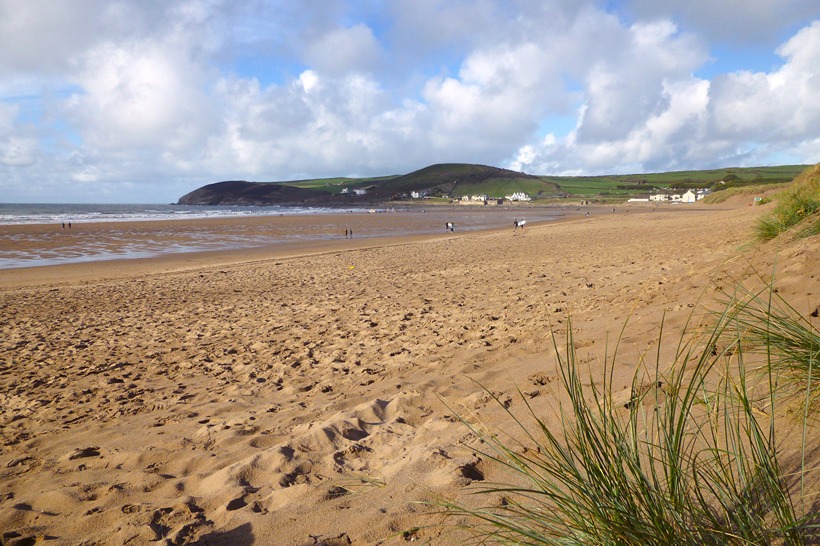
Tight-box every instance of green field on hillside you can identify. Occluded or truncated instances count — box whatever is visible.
[253,164,810,201]
[451,177,559,198]
[544,165,807,197]
[285,175,397,193]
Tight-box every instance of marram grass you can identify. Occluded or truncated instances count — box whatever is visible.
[436,295,818,545]
[756,164,820,241]
[721,286,819,418]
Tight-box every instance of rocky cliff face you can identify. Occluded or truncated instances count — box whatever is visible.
[177,181,326,205]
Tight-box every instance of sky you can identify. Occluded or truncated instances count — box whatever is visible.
[1,0,819,203]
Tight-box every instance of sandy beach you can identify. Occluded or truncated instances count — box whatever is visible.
[1,202,816,545]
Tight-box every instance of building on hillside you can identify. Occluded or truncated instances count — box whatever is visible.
[681,190,697,203]
[648,192,684,202]
[679,189,711,203]
[505,192,532,201]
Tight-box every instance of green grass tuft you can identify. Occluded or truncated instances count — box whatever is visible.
[721,286,819,418]
[756,164,820,241]
[701,184,787,205]
[436,293,818,544]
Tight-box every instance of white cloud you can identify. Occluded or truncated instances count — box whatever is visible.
[575,19,707,142]
[0,1,818,203]
[304,23,383,76]
[65,42,201,148]
[299,71,320,93]
[508,14,820,175]
[0,104,37,167]
[626,0,820,45]
[199,70,393,177]
[709,21,820,140]
[0,136,37,167]
[0,0,170,74]
[0,103,17,132]
[70,166,99,183]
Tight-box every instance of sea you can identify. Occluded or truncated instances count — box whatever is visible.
[0,203,564,269]
[0,203,344,225]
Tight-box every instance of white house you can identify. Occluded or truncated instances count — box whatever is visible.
[354,188,367,196]
[505,192,532,201]
[682,190,710,202]
[650,192,683,202]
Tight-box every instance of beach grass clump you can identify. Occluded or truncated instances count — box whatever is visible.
[722,287,819,417]
[701,184,788,205]
[756,164,820,241]
[437,298,817,544]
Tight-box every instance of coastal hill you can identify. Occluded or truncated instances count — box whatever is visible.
[177,163,809,205]
[373,163,549,197]
[176,163,550,205]
[176,180,328,206]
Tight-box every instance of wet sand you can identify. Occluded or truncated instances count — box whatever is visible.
[0,202,816,544]
[0,207,573,271]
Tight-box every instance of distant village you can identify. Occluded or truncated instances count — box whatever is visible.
[340,186,535,205]
[628,189,711,203]
[408,189,534,205]
[339,185,712,205]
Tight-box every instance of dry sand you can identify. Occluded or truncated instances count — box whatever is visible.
[0,203,817,545]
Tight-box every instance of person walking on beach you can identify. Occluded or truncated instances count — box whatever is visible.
[345,229,349,239]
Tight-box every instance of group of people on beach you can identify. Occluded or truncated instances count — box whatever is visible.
[61,222,72,229]
[344,228,353,238]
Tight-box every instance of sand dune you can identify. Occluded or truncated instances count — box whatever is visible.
[1,203,816,545]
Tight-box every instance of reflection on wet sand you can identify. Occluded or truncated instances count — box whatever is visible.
[0,208,567,268]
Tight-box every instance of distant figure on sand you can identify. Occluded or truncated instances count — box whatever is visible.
[345,229,349,238]
[349,228,353,238]
[514,219,526,231]
[446,222,454,232]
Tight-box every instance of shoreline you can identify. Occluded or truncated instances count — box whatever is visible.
[0,204,716,289]
[0,204,617,284]
[0,202,725,284]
